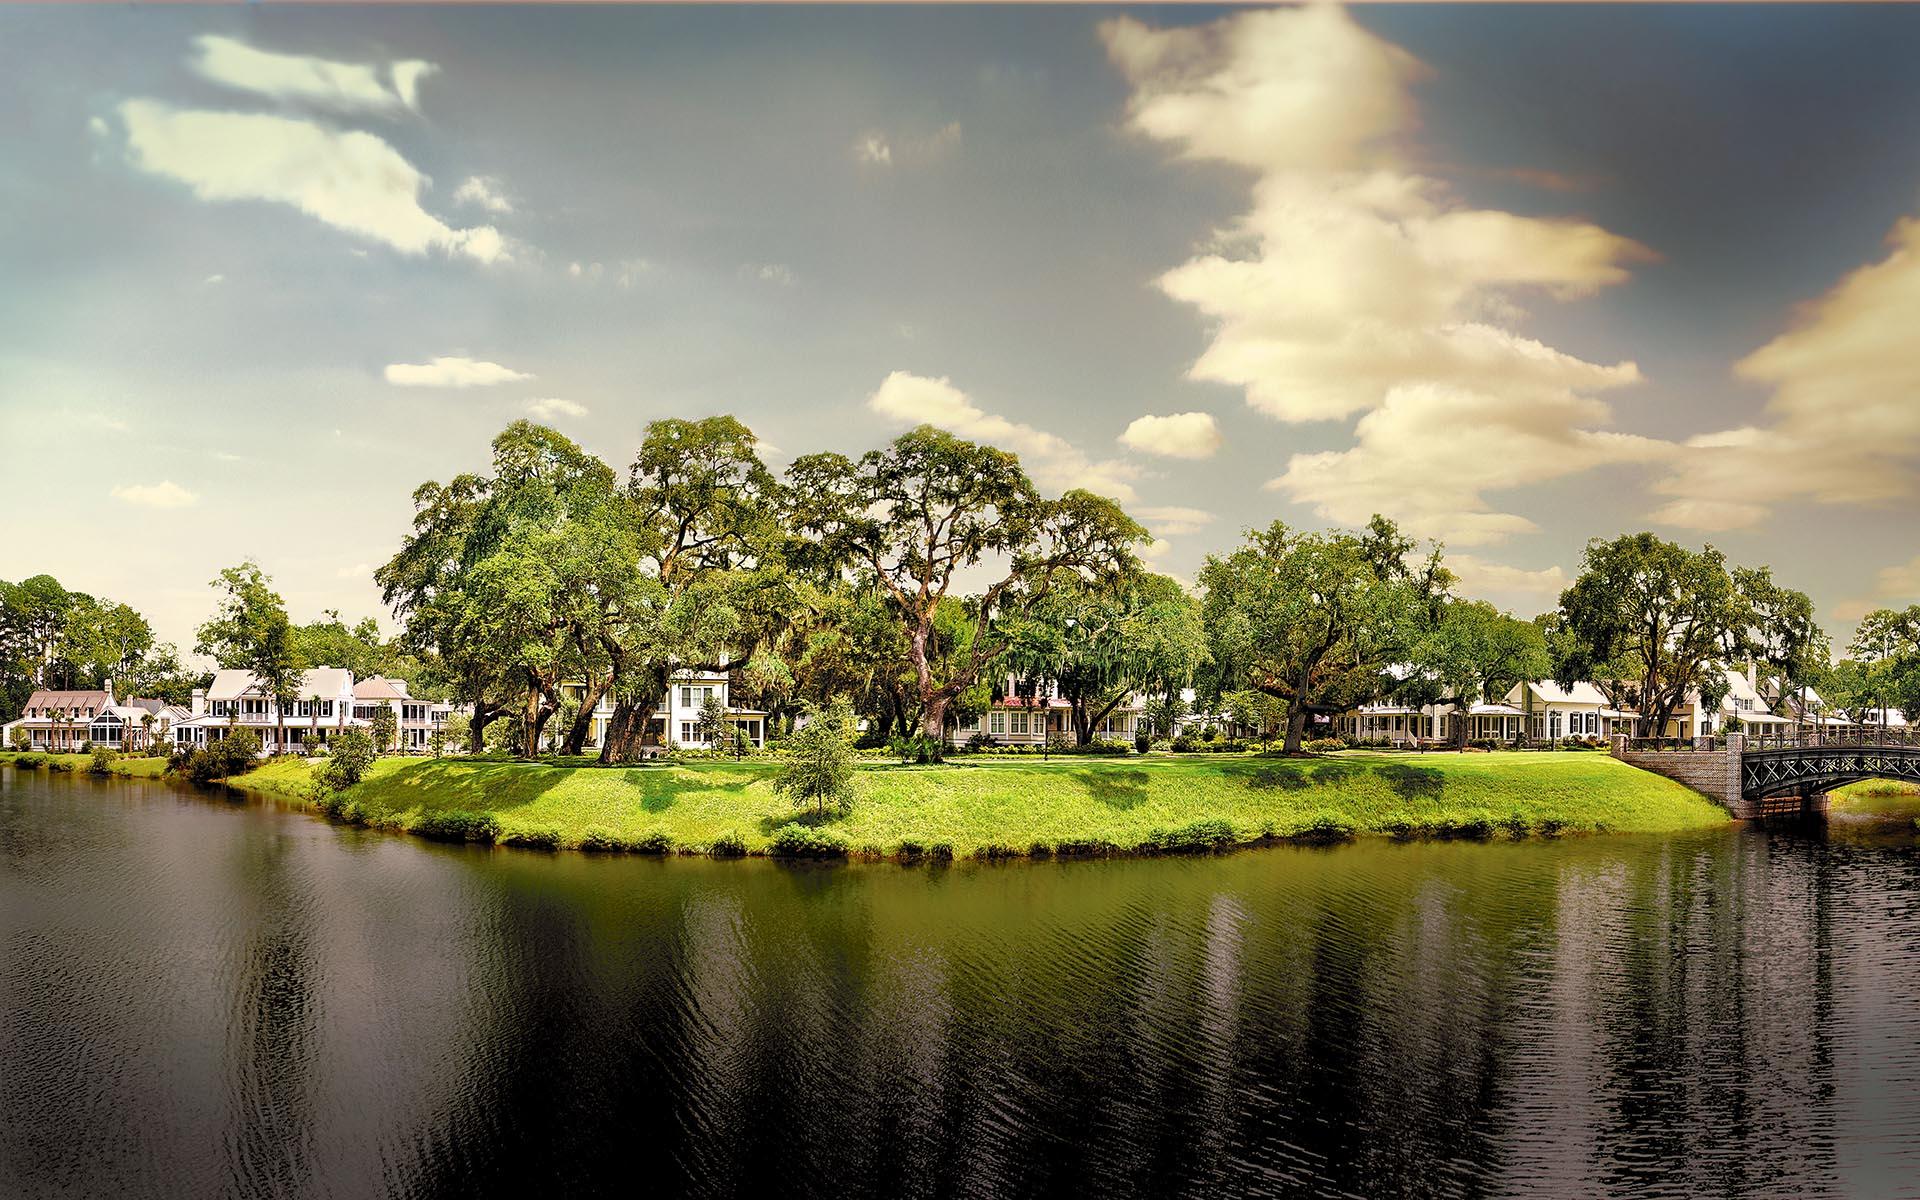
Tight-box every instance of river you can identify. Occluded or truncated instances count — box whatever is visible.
[3,768,1919,1198]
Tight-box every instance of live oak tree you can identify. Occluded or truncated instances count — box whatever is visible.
[1404,600,1551,747]
[1738,566,1825,723]
[787,426,1144,757]
[1199,518,1421,755]
[1846,605,1920,725]
[1554,533,1751,739]
[195,561,302,755]
[1005,570,1207,746]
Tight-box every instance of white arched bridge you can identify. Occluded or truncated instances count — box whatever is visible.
[1614,731,1920,819]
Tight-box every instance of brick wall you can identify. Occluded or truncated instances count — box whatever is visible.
[1611,733,1751,818]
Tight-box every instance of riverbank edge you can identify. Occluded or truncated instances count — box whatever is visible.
[0,751,170,779]
[195,751,1733,862]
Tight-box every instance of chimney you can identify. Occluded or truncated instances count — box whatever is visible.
[191,688,206,718]
[1746,658,1756,689]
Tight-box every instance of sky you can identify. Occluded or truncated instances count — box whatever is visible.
[6,4,1920,658]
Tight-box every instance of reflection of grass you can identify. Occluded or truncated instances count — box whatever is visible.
[1831,779,1920,821]
[228,750,1728,858]
[0,751,169,778]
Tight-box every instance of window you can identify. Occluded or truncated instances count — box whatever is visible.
[680,721,696,743]
[680,687,692,707]
[1011,712,1028,735]
[990,711,1006,735]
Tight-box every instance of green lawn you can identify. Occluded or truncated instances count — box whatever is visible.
[229,749,1729,857]
[0,750,170,778]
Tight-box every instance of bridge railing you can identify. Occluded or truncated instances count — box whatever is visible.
[1625,736,1725,752]
[1745,728,1920,750]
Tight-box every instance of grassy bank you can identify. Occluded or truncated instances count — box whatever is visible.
[229,750,1729,858]
[0,750,170,779]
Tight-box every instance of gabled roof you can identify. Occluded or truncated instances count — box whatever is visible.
[352,676,411,701]
[207,667,355,701]
[1524,680,1611,707]
[22,689,112,713]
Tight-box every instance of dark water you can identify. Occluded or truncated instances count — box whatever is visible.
[3,771,1920,1199]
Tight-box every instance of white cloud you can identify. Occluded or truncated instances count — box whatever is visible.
[1133,505,1215,536]
[745,263,795,286]
[867,371,1141,502]
[111,480,196,509]
[1446,553,1568,608]
[203,273,224,285]
[527,397,589,420]
[853,122,960,168]
[569,258,650,288]
[88,115,109,137]
[453,174,514,214]
[1119,411,1222,459]
[119,101,507,264]
[188,35,436,115]
[1103,8,1657,545]
[1833,554,1920,622]
[1651,213,1920,530]
[384,356,531,387]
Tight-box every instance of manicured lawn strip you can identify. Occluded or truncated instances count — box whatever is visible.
[0,751,170,778]
[231,750,1729,856]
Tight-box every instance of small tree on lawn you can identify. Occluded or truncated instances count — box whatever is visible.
[370,705,398,756]
[320,728,376,792]
[696,694,729,750]
[9,727,27,752]
[773,698,856,815]
[443,711,471,754]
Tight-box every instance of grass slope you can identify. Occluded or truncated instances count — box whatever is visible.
[232,750,1728,856]
[0,751,170,778]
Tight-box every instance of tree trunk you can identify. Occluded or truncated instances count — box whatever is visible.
[1072,699,1092,746]
[599,671,671,764]
[560,673,609,756]
[919,694,947,762]
[470,706,495,754]
[1283,702,1309,755]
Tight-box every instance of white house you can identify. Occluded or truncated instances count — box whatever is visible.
[4,686,184,752]
[560,670,768,752]
[351,676,457,751]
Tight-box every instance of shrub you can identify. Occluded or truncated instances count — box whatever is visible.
[928,842,954,863]
[1134,730,1151,754]
[1498,812,1532,839]
[88,746,117,776]
[1169,734,1195,753]
[1028,840,1053,858]
[413,810,501,843]
[78,740,92,755]
[897,839,926,861]
[1538,817,1568,838]
[1145,818,1237,854]
[709,831,747,858]
[499,825,559,850]
[769,824,850,859]
[17,752,47,769]
[629,830,674,856]
[1303,737,1346,754]
[888,732,939,764]
[8,728,28,752]
[1293,813,1356,843]
[318,728,375,792]
[578,826,621,853]
[966,731,998,751]
[48,757,75,773]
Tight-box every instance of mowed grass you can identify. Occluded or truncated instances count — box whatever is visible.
[231,749,1729,856]
[0,750,170,778]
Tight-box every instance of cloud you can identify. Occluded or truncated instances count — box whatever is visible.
[1133,505,1215,536]
[1446,553,1568,607]
[1651,212,1920,531]
[853,122,960,168]
[527,397,589,420]
[1833,554,1920,622]
[335,562,372,580]
[1119,411,1222,459]
[188,35,436,115]
[118,101,506,264]
[88,115,109,137]
[744,263,795,286]
[569,258,651,288]
[203,273,224,285]
[1103,8,1657,545]
[867,371,1141,502]
[384,356,531,387]
[111,480,196,509]
[453,175,513,214]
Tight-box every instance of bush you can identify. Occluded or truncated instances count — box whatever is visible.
[966,731,998,751]
[1145,818,1237,854]
[1170,734,1195,753]
[888,731,939,764]
[709,831,747,858]
[1293,813,1356,843]
[7,728,27,752]
[78,740,92,755]
[928,842,954,863]
[769,824,850,859]
[88,746,117,776]
[1134,730,1151,754]
[1303,737,1346,754]
[578,826,622,853]
[173,728,263,786]
[1028,840,1052,858]
[499,825,559,850]
[17,752,47,769]
[48,757,76,773]
[318,728,375,792]
[897,839,925,861]
[413,810,500,843]
[629,830,674,856]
